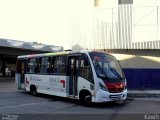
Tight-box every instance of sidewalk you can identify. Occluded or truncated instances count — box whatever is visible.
[0,77,15,82]
[128,90,160,98]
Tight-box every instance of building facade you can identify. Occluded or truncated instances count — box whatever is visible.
[70,0,160,90]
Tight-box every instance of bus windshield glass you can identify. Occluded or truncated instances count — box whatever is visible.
[89,52,124,80]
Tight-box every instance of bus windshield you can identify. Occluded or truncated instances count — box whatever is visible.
[89,52,124,80]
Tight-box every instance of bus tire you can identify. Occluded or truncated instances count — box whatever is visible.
[79,90,92,106]
[30,85,37,96]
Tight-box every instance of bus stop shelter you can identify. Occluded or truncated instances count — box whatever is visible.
[0,38,63,77]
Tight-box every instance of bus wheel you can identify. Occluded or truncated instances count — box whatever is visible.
[30,85,37,96]
[79,91,92,106]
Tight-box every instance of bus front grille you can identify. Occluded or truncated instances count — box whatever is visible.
[109,94,124,100]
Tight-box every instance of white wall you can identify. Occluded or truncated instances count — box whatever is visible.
[132,0,160,44]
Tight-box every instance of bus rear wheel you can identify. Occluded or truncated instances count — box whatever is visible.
[30,85,37,96]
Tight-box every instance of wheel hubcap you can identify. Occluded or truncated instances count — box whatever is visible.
[85,95,91,103]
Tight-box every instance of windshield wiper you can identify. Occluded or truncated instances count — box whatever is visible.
[110,68,123,79]
[106,63,123,79]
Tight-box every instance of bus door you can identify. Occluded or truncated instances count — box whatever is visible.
[68,56,80,97]
[16,59,27,89]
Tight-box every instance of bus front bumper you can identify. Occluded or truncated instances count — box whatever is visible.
[94,89,127,103]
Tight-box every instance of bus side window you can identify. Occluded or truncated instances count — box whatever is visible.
[80,54,94,83]
[51,56,66,75]
[27,58,39,73]
[40,57,51,74]
[47,57,51,73]
[27,58,34,73]
[16,60,24,74]
[34,58,40,73]
[51,57,56,73]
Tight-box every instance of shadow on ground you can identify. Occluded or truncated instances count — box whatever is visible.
[21,91,134,108]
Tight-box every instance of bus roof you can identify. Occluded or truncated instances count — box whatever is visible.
[17,50,110,59]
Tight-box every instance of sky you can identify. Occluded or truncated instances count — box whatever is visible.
[0,0,160,50]
[0,0,93,49]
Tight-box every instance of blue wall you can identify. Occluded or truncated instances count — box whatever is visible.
[123,69,160,90]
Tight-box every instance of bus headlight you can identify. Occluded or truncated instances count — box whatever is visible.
[99,82,108,91]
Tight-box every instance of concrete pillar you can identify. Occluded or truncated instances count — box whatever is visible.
[2,57,6,77]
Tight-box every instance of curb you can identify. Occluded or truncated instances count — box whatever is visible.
[127,91,160,98]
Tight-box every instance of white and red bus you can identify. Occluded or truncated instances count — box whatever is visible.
[15,50,127,104]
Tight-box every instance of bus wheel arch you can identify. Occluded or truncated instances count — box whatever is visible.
[79,90,92,105]
[30,85,37,96]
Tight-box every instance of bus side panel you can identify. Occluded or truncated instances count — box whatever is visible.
[25,74,68,97]
[78,77,95,102]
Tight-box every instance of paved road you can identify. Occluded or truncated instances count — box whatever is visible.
[0,79,159,120]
